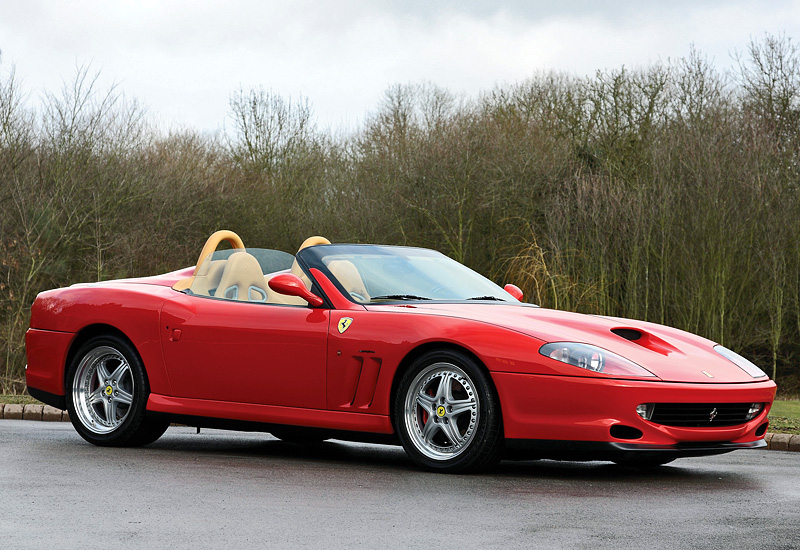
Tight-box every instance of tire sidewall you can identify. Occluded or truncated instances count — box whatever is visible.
[394,349,502,473]
[66,335,151,446]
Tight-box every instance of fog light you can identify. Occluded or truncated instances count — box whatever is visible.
[745,403,763,421]
[636,403,654,421]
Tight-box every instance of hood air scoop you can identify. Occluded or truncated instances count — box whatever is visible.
[611,326,681,356]
[611,328,642,341]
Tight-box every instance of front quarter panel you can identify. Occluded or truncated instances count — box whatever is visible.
[326,306,548,416]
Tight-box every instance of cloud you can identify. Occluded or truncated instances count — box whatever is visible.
[1,0,798,132]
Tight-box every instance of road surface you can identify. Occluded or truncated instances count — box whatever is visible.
[1,420,798,549]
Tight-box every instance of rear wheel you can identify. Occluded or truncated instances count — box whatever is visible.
[66,335,169,447]
[394,349,503,473]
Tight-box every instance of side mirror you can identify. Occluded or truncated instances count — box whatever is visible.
[268,273,324,307]
[504,283,524,302]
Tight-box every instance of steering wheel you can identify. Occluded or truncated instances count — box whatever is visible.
[349,291,368,303]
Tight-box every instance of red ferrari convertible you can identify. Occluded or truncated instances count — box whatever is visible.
[25,231,776,472]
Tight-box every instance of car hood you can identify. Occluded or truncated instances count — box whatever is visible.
[366,302,765,384]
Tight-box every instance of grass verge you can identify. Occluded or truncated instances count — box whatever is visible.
[769,400,800,435]
[1,393,40,406]
[2,394,799,435]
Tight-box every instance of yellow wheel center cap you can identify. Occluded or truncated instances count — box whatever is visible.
[104,385,113,397]
[436,405,446,418]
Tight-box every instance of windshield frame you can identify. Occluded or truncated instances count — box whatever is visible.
[297,244,520,305]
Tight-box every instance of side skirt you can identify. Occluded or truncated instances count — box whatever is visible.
[146,393,396,440]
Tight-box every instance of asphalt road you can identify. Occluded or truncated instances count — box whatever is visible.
[1,421,798,550]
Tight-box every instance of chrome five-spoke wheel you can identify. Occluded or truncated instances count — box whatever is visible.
[395,349,503,473]
[66,335,169,447]
[404,363,479,460]
[72,346,135,434]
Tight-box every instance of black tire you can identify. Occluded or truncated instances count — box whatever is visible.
[65,334,169,447]
[393,349,503,473]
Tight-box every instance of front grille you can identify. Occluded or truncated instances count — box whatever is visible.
[649,403,756,427]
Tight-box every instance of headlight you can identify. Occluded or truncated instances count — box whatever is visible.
[713,345,768,378]
[539,342,657,378]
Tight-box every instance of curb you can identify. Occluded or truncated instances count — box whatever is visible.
[1,403,70,422]
[1,402,797,451]
[764,432,800,452]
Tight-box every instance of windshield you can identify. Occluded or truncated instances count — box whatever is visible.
[298,244,519,304]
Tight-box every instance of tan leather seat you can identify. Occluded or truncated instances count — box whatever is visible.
[189,258,227,296]
[216,252,268,302]
[327,260,370,302]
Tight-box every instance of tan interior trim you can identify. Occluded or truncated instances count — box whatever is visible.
[327,259,370,302]
[173,230,246,291]
[297,236,331,251]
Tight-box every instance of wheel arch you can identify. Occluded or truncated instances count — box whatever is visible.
[64,324,144,391]
[64,323,169,446]
[389,341,503,433]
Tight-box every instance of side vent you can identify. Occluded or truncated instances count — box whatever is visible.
[352,357,382,408]
[611,328,642,341]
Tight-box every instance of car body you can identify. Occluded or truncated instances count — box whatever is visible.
[26,231,776,472]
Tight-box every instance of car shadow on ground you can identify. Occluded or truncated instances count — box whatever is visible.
[138,426,759,490]
[144,427,416,469]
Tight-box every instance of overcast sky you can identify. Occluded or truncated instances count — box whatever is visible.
[1,1,799,133]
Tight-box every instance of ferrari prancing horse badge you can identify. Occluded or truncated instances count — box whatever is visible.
[338,317,353,334]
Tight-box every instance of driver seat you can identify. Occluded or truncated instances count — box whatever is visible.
[327,260,370,302]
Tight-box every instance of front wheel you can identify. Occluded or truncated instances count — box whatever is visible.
[66,335,169,447]
[394,350,503,473]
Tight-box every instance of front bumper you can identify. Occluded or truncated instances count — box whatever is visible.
[491,371,776,449]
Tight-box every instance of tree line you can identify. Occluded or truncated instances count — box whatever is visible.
[1,34,798,395]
